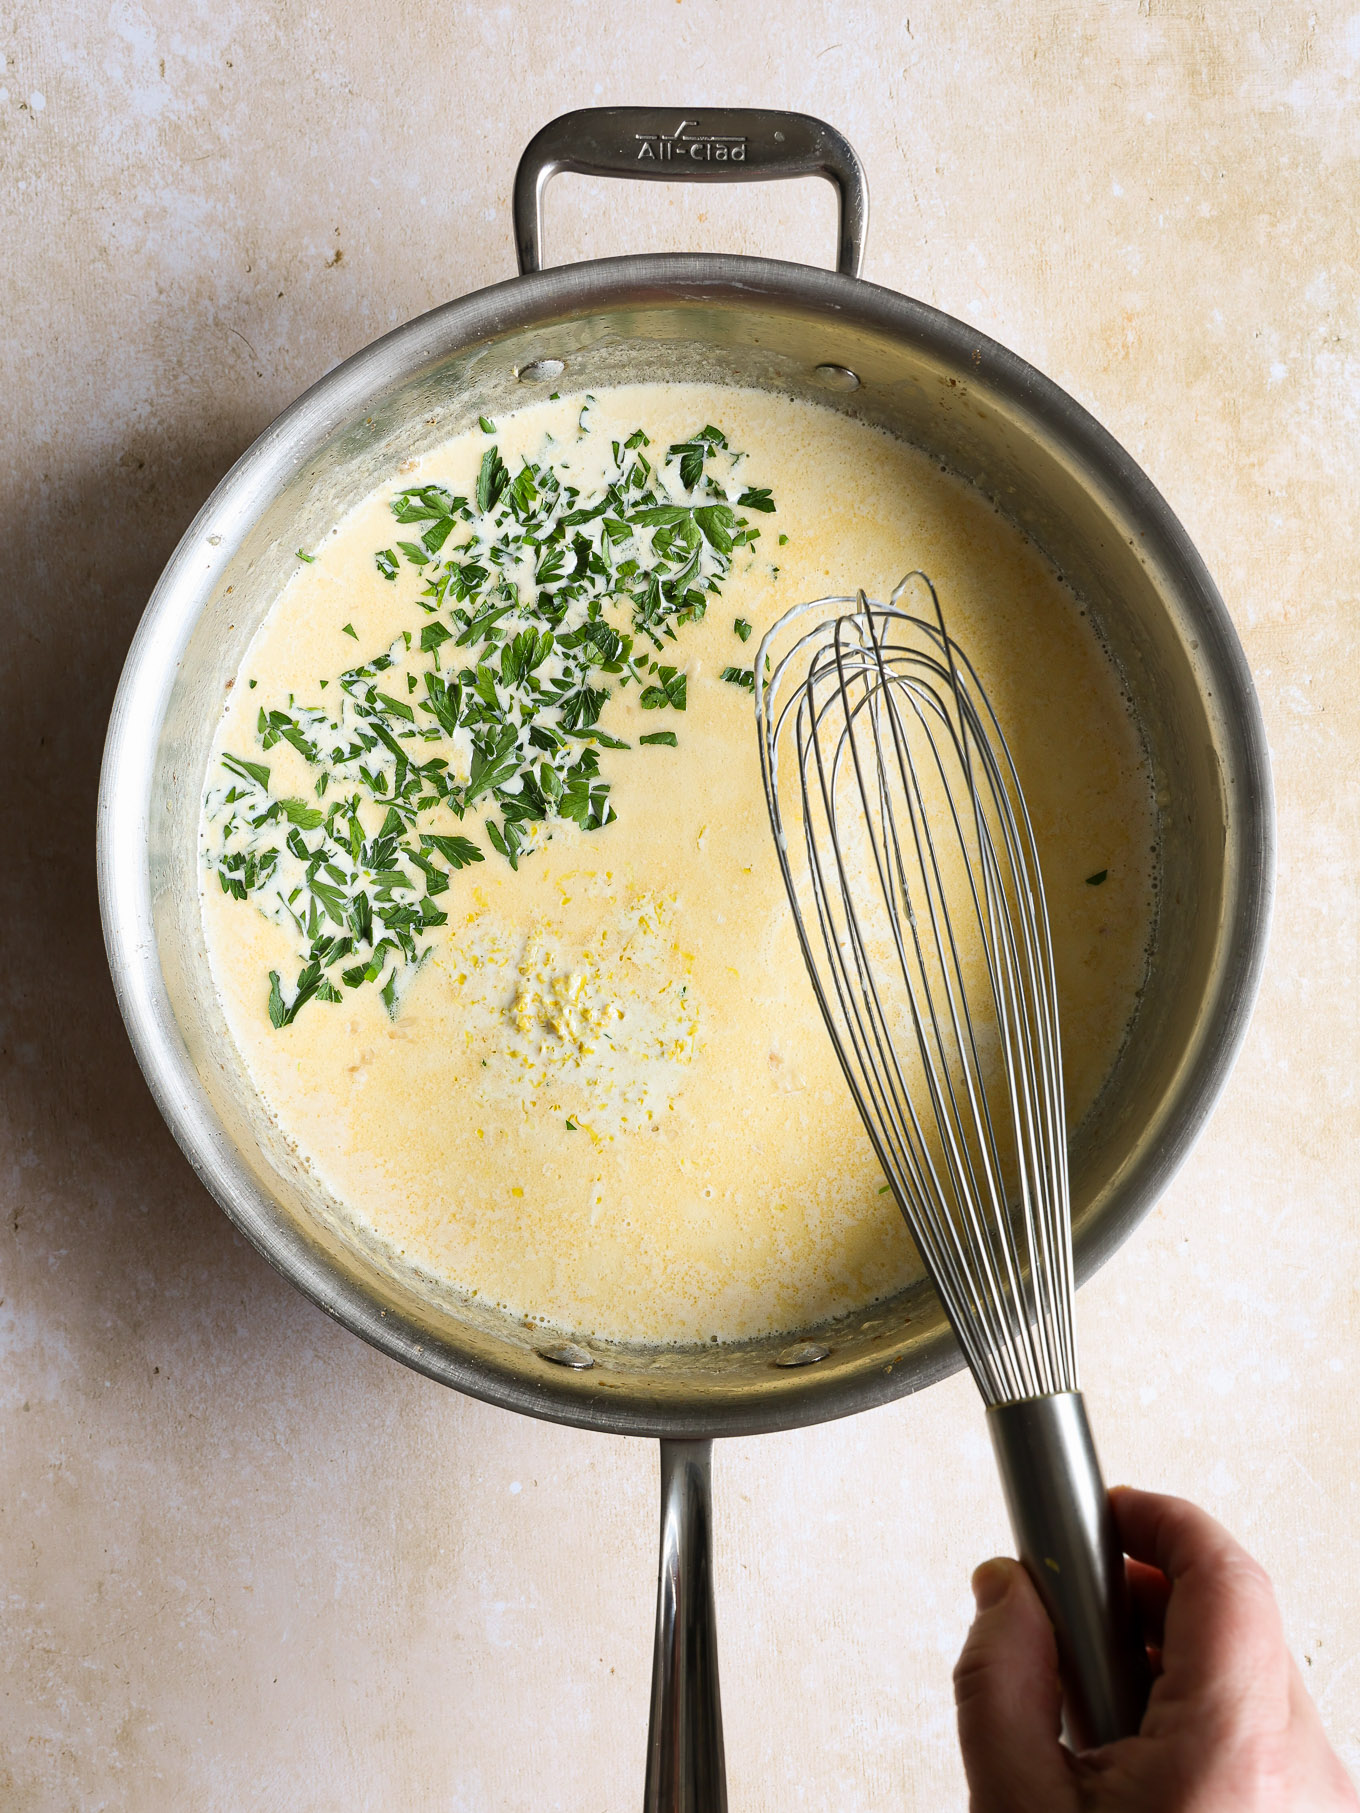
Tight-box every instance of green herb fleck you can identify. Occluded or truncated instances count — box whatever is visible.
[267,960,340,1028]
[639,731,678,747]
[375,549,399,582]
[733,618,752,643]
[476,445,509,514]
[341,622,358,640]
[278,798,324,828]
[721,666,755,692]
[478,415,496,434]
[640,666,687,711]
[222,752,271,789]
[296,549,316,563]
[1086,869,1109,886]
[422,834,484,870]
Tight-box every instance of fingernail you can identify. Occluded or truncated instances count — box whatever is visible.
[971,1560,1012,1612]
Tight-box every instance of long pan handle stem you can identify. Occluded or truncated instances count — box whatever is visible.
[987,1392,1151,1749]
[644,1439,727,1813]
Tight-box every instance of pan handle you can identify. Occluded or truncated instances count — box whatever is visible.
[644,1439,727,1813]
[513,107,868,279]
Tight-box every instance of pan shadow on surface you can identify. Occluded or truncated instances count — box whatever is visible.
[0,410,402,1379]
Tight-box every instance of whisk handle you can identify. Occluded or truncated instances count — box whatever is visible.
[987,1392,1150,1749]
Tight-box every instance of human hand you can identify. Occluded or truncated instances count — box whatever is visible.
[953,1486,1358,1812]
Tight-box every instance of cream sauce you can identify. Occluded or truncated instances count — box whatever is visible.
[200,386,1154,1345]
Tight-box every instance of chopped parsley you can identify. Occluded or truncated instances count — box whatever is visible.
[720,665,755,691]
[639,665,686,711]
[733,618,752,642]
[207,416,772,1024]
[1086,869,1109,886]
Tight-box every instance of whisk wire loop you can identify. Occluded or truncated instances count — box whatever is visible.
[756,575,1079,1407]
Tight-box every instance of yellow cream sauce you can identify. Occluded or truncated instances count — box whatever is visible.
[200,386,1154,1345]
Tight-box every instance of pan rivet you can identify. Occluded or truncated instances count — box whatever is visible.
[813,363,859,391]
[775,1340,830,1368]
[518,358,566,383]
[539,1340,594,1370]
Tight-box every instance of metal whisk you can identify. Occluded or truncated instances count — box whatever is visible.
[755,573,1149,1748]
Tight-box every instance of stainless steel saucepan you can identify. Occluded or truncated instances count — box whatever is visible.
[98,110,1273,1810]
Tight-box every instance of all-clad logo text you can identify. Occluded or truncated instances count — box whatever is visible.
[635,119,747,163]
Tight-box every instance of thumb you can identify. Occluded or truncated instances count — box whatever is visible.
[954,1558,1076,1813]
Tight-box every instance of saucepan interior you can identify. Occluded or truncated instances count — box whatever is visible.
[98,253,1272,1440]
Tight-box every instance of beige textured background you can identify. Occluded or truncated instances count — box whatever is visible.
[3,3,1358,1807]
